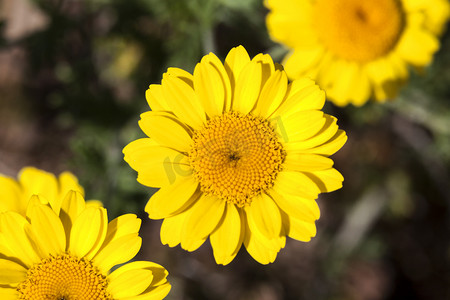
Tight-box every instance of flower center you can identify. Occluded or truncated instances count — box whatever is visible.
[189,112,285,207]
[17,254,111,300]
[313,0,405,62]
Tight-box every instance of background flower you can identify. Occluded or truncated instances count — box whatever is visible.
[265,0,450,106]
[0,191,170,299]
[0,166,100,215]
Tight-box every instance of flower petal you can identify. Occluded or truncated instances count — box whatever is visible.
[160,209,189,247]
[59,190,86,247]
[253,70,288,118]
[245,193,282,240]
[194,52,231,117]
[93,233,142,274]
[69,207,108,259]
[0,176,22,213]
[162,74,206,129]
[0,259,27,285]
[281,211,316,242]
[27,198,66,258]
[300,129,347,156]
[101,214,141,251]
[138,111,193,152]
[232,60,262,114]
[108,267,153,298]
[123,138,192,187]
[210,204,244,265]
[272,171,321,199]
[145,175,200,219]
[283,153,334,172]
[0,212,41,266]
[270,189,320,222]
[304,168,344,193]
[181,194,225,251]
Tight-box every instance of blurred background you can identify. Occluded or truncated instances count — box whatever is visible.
[0,0,449,299]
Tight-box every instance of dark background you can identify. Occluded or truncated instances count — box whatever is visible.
[1,0,449,299]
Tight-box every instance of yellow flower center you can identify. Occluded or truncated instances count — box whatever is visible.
[17,254,111,300]
[189,112,285,207]
[313,0,405,62]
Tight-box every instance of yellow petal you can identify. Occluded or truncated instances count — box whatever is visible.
[210,204,244,265]
[253,53,276,88]
[145,175,199,219]
[123,138,192,187]
[273,110,325,144]
[27,198,66,258]
[300,130,347,156]
[59,190,86,247]
[254,70,288,118]
[69,207,108,259]
[283,153,334,171]
[193,52,231,117]
[108,268,153,298]
[19,167,58,208]
[245,193,282,240]
[161,74,206,129]
[0,176,22,213]
[146,84,171,111]
[270,189,320,222]
[57,171,84,214]
[243,216,284,264]
[224,45,251,104]
[101,214,141,251]
[0,259,27,284]
[0,212,41,266]
[181,194,225,251]
[93,233,142,274]
[138,111,193,152]
[0,287,18,299]
[305,168,344,193]
[272,171,320,199]
[282,212,316,242]
[232,60,262,114]
[122,284,171,300]
[160,209,189,247]
[284,115,339,151]
[396,27,439,67]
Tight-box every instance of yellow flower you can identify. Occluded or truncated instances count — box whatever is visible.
[123,46,346,265]
[0,191,171,299]
[0,167,100,215]
[265,0,450,106]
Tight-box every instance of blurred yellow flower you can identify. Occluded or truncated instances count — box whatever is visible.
[0,167,99,215]
[123,45,347,265]
[0,191,171,299]
[265,0,450,106]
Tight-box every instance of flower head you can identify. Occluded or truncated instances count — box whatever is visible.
[265,0,450,106]
[123,46,346,265]
[0,167,100,216]
[0,191,171,299]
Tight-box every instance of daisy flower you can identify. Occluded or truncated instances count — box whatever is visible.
[124,46,346,265]
[265,0,450,106]
[0,166,101,215]
[0,191,171,299]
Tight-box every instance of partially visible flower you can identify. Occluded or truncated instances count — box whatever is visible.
[0,167,98,215]
[124,46,346,265]
[0,191,171,299]
[265,0,449,106]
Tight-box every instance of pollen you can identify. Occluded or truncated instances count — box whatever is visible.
[17,253,111,300]
[313,0,405,62]
[189,112,285,207]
